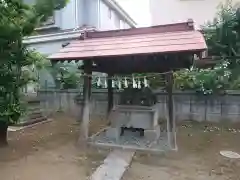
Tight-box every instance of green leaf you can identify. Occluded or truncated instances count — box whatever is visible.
[0,0,67,125]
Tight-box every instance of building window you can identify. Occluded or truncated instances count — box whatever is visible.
[108,7,112,19]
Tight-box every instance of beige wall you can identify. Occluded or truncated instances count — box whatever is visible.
[150,0,239,28]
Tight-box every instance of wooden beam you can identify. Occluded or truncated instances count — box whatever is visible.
[166,71,176,149]
[80,60,92,140]
[167,72,174,130]
[107,73,114,114]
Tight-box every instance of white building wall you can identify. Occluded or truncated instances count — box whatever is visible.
[24,0,133,32]
[116,0,151,27]
[24,0,134,88]
[84,0,99,28]
[99,0,121,30]
[60,0,78,29]
[123,21,131,29]
[27,40,71,56]
[99,0,115,30]
[150,0,239,28]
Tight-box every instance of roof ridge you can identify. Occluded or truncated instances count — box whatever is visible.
[86,21,195,39]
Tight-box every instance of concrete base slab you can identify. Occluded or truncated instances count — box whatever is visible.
[89,129,173,152]
[144,125,161,141]
[106,128,121,141]
[90,150,135,180]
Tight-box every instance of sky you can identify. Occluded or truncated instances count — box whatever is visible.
[116,0,151,27]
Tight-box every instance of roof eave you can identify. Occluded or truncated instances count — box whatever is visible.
[49,48,207,61]
[23,30,84,44]
[23,27,97,44]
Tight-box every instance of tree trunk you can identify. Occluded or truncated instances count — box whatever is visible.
[0,121,8,146]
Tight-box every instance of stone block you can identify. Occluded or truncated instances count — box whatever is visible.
[144,126,160,141]
[110,105,158,130]
[106,127,121,141]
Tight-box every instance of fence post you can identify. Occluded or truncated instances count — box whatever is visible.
[67,89,71,112]
[58,84,63,112]
[204,97,207,121]
[44,80,49,116]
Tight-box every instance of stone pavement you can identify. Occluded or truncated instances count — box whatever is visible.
[89,150,135,180]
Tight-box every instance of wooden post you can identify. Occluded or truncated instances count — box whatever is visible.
[167,72,174,130]
[80,60,92,140]
[166,71,176,149]
[107,73,114,114]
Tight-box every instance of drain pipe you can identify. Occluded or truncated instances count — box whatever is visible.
[97,0,101,29]
[74,0,79,30]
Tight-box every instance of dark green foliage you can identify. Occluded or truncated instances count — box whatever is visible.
[53,65,80,89]
[174,61,231,94]
[34,0,69,22]
[0,0,67,127]
[203,1,240,61]
[174,1,240,94]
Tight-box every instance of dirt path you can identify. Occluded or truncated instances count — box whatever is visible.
[123,122,240,180]
[0,113,108,180]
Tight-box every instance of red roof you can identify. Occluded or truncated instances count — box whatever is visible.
[49,22,207,61]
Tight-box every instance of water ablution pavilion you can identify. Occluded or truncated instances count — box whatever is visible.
[49,20,207,151]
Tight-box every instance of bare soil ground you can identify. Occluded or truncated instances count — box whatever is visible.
[2,113,240,180]
[0,113,109,180]
[123,121,240,180]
